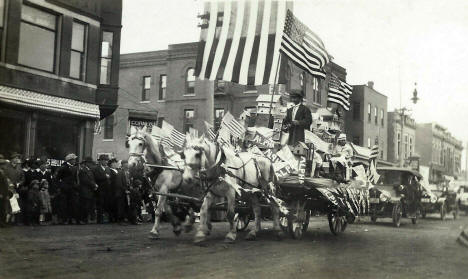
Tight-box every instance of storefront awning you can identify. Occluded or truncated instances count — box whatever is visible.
[0,85,100,119]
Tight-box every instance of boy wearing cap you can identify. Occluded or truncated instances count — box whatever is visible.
[282,89,312,146]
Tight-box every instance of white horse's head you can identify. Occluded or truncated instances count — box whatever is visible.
[181,134,208,185]
[127,126,148,176]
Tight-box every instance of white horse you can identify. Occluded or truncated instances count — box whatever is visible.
[127,126,199,239]
[181,135,283,243]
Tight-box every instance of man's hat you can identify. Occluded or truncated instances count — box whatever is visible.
[65,153,78,162]
[107,158,118,166]
[289,89,304,98]
[97,154,109,161]
[337,133,347,141]
[81,156,95,163]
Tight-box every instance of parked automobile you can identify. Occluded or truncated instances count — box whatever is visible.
[420,183,445,219]
[369,167,423,227]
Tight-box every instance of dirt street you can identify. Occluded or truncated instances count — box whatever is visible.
[1,213,467,279]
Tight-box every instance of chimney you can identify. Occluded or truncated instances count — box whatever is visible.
[367,81,374,89]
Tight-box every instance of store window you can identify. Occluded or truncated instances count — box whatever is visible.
[18,5,58,72]
[186,68,195,94]
[104,115,114,139]
[35,114,79,160]
[142,76,151,101]
[159,75,166,100]
[183,109,194,133]
[70,21,87,80]
[0,110,26,159]
[100,31,113,84]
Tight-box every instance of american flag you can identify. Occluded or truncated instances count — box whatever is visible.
[221,111,245,139]
[161,120,185,148]
[280,9,330,79]
[367,145,380,184]
[328,74,353,111]
[195,0,291,85]
[204,121,217,140]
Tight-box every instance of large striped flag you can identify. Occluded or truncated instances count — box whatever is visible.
[204,121,217,140]
[280,9,330,79]
[221,111,246,139]
[367,145,380,184]
[161,120,185,148]
[195,0,291,85]
[328,74,353,111]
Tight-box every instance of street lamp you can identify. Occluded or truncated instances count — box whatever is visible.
[399,83,419,167]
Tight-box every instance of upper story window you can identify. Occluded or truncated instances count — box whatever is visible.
[104,115,114,140]
[100,31,113,84]
[312,77,320,104]
[299,72,306,94]
[352,102,360,120]
[186,68,195,94]
[367,103,371,122]
[142,76,151,101]
[18,5,58,73]
[285,64,291,92]
[215,80,226,92]
[246,64,257,91]
[380,109,384,127]
[0,0,5,59]
[374,107,378,125]
[367,137,371,148]
[214,108,225,130]
[70,21,87,80]
[409,136,413,156]
[159,75,167,100]
[183,109,195,133]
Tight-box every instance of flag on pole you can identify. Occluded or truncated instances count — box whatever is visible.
[195,0,290,85]
[280,9,330,79]
[204,121,217,140]
[161,120,185,148]
[221,111,246,139]
[328,74,353,111]
[367,145,380,184]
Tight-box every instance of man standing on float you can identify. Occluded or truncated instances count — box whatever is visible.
[282,89,312,146]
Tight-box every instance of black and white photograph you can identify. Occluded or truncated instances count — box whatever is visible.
[0,0,467,278]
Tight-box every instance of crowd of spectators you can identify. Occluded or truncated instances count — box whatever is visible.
[0,153,154,228]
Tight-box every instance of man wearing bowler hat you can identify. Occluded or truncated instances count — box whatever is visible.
[93,154,111,223]
[55,153,79,224]
[78,157,98,223]
[282,89,312,146]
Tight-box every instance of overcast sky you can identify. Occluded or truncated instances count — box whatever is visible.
[121,0,468,163]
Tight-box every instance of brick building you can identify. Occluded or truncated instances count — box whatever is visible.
[416,123,463,183]
[0,0,122,162]
[93,41,348,159]
[344,81,388,161]
[387,111,416,164]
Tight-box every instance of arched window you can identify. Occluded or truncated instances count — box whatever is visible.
[186,68,195,94]
[299,72,306,95]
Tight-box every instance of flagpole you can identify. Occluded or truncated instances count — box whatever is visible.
[268,54,282,128]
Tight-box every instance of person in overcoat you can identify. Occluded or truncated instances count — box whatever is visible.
[108,159,128,223]
[54,153,80,224]
[282,89,312,146]
[0,155,13,227]
[93,154,111,223]
[78,157,98,224]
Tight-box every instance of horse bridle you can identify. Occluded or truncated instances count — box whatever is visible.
[128,135,147,162]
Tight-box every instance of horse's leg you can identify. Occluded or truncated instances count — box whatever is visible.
[271,204,284,240]
[194,192,213,244]
[164,202,182,236]
[245,194,261,241]
[224,185,237,243]
[183,207,195,233]
[150,181,166,239]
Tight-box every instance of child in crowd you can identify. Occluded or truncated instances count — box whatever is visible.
[39,179,52,224]
[27,180,42,225]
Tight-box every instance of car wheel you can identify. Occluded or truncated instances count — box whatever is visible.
[392,202,402,228]
[440,202,446,220]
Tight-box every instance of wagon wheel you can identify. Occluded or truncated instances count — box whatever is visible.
[287,201,309,240]
[328,212,347,236]
[234,213,250,232]
[392,202,402,227]
[440,202,446,220]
